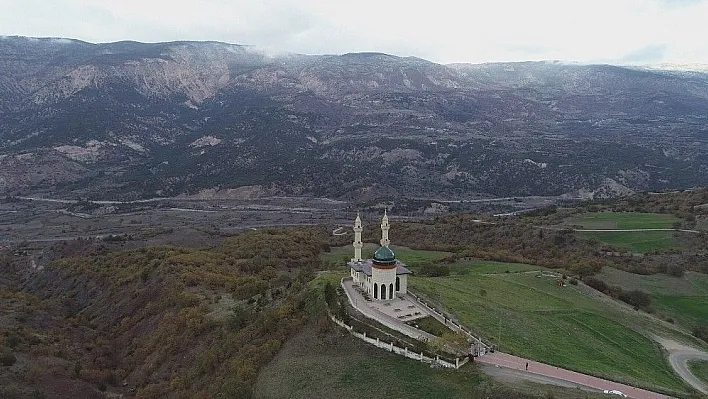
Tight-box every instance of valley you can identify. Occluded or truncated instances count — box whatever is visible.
[1,35,708,398]
[1,188,708,398]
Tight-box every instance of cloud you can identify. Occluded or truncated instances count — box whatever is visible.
[0,0,707,64]
[621,44,669,64]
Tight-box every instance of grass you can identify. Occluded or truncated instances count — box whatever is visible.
[316,247,700,394]
[447,260,546,275]
[410,271,696,395]
[255,306,609,399]
[595,268,708,331]
[580,231,679,253]
[595,268,708,296]
[566,212,682,253]
[567,212,680,230]
[652,296,708,330]
[254,325,610,399]
[254,325,488,399]
[687,360,708,387]
[409,316,449,337]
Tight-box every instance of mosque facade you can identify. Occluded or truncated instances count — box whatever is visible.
[348,211,410,300]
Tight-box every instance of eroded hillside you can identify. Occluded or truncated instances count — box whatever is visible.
[1,37,707,200]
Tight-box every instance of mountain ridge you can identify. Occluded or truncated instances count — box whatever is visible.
[1,36,707,200]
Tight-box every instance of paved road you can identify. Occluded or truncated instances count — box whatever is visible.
[667,349,708,394]
[476,352,670,399]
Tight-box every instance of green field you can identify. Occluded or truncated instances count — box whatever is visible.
[318,247,702,395]
[653,296,708,329]
[254,324,609,399]
[565,212,683,253]
[410,266,696,394]
[687,360,708,387]
[596,268,708,331]
[254,325,485,399]
[409,316,449,337]
[580,230,679,253]
[445,260,544,275]
[567,212,680,229]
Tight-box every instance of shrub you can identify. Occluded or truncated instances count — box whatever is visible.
[666,264,684,278]
[419,263,451,277]
[568,278,578,286]
[583,277,609,293]
[5,332,20,349]
[0,349,16,367]
[694,324,708,342]
[618,290,651,309]
[323,282,336,308]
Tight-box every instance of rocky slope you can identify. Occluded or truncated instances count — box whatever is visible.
[1,36,707,200]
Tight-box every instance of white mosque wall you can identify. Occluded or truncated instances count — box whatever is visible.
[371,266,397,300]
[397,274,408,295]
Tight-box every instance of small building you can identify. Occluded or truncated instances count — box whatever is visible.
[348,211,410,300]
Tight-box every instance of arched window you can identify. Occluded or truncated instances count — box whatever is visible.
[373,283,378,299]
[389,283,394,299]
[395,276,400,292]
[381,284,386,300]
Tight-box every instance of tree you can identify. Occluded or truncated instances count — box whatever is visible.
[0,349,16,367]
[323,281,336,308]
[693,324,708,342]
[666,264,684,277]
[618,290,651,309]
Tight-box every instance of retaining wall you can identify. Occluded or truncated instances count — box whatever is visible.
[329,312,470,369]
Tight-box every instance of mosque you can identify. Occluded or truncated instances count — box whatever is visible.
[348,211,410,300]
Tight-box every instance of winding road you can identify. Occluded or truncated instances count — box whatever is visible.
[656,337,708,395]
[670,351,708,394]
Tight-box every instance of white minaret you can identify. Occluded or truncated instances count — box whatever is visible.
[380,210,390,247]
[353,211,363,262]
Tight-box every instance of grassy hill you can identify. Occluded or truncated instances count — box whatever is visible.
[595,267,708,336]
[254,272,610,399]
[406,259,697,396]
[317,243,704,396]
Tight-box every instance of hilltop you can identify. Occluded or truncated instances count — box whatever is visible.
[1,189,707,397]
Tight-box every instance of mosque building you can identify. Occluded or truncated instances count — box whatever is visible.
[348,211,410,300]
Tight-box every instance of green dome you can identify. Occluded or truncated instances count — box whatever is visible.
[373,246,396,266]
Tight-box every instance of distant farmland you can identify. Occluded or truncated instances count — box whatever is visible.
[566,212,685,253]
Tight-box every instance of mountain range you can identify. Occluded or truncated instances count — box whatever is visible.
[1,36,707,201]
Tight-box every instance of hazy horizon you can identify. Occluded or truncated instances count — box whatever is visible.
[2,0,708,65]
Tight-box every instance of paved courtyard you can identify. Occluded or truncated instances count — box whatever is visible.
[367,295,429,322]
[347,280,429,321]
[343,279,437,341]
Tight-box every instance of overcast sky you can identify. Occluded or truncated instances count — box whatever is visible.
[1,0,707,65]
